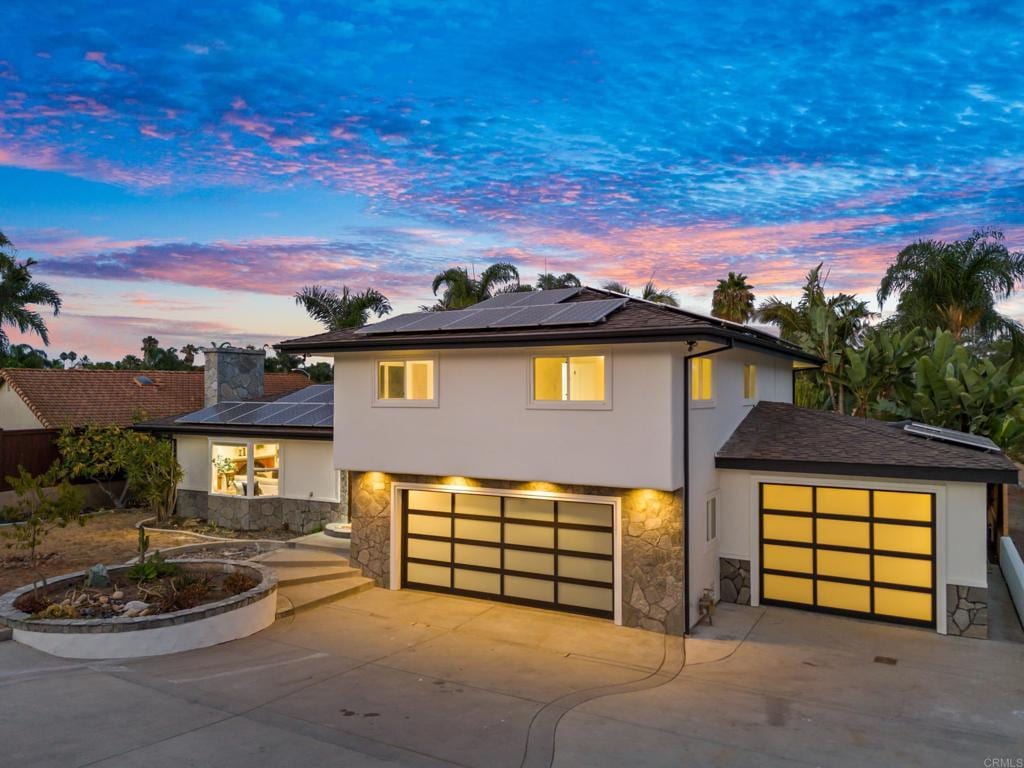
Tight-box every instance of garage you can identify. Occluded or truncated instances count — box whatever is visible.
[759,482,935,626]
[400,487,616,617]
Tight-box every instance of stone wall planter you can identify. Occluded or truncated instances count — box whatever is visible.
[0,560,277,659]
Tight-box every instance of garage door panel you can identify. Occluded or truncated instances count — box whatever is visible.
[505,523,554,548]
[505,575,555,603]
[407,538,451,563]
[454,569,500,594]
[505,549,554,575]
[558,502,613,527]
[559,583,613,612]
[407,562,451,587]
[408,514,451,537]
[505,497,554,521]
[759,483,934,627]
[456,518,501,543]
[559,528,612,555]
[454,543,500,569]
[559,555,613,582]
[408,490,451,513]
[455,494,500,517]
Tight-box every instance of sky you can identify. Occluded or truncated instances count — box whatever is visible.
[1,1,1023,361]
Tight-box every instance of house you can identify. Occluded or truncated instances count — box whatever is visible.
[272,286,1017,638]
[138,347,345,533]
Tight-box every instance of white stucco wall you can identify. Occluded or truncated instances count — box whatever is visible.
[0,383,44,429]
[332,343,685,491]
[176,435,338,501]
[716,468,990,633]
[685,345,795,627]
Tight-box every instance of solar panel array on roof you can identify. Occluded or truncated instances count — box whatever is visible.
[174,388,333,429]
[277,384,332,403]
[474,287,581,309]
[353,312,425,335]
[903,423,1001,452]
[542,298,628,325]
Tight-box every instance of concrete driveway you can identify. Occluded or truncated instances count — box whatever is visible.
[1,588,1022,767]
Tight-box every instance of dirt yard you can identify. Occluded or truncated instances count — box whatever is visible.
[0,511,200,594]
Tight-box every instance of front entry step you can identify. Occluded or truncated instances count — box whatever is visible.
[275,577,375,617]
[273,564,362,586]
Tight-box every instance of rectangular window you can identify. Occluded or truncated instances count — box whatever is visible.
[532,355,606,403]
[706,496,718,542]
[743,363,757,400]
[211,441,280,497]
[691,358,713,401]
[377,359,435,401]
[211,443,248,496]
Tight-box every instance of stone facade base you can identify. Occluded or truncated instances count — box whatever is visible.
[719,558,751,605]
[348,471,685,635]
[946,584,988,639]
[177,489,346,533]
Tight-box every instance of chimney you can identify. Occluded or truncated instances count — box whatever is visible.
[203,347,265,406]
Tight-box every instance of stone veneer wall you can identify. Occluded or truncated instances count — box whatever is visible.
[719,558,751,605]
[177,487,347,533]
[203,347,265,405]
[946,584,988,639]
[348,471,685,635]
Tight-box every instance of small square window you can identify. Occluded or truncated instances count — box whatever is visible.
[376,359,435,402]
[706,496,718,542]
[691,358,713,401]
[743,364,757,400]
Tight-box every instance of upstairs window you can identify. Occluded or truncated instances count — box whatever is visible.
[691,358,714,402]
[376,359,435,403]
[532,354,608,407]
[743,364,757,400]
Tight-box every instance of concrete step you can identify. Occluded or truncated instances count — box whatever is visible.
[275,577,375,617]
[285,532,351,554]
[273,564,362,587]
[252,548,349,567]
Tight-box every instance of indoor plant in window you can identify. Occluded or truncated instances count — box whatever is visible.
[213,455,236,492]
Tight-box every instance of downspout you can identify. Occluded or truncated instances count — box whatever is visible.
[682,340,733,635]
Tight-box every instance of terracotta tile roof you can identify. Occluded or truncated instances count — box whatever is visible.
[716,401,1019,484]
[0,369,311,429]
[277,287,820,364]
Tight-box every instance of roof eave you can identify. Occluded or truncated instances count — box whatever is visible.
[714,456,1018,485]
[134,422,333,441]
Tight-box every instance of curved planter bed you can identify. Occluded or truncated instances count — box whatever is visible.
[0,560,277,659]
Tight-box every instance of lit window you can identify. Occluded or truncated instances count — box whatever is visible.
[211,443,248,496]
[377,360,434,401]
[211,442,280,497]
[743,364,757,400]
[706,496,718,542]
[533,355,606,402]
[691,358,713,401]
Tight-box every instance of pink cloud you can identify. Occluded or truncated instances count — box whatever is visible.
[83,51,127,73]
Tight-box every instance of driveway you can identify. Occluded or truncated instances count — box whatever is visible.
[1,588,1022,767]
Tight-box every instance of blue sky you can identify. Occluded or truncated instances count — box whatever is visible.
[1,1,1022,359]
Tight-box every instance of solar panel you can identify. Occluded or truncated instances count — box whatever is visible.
[542,298,627,326]
[440,307,521,330]
[286,403,332,426]
[387,312,456,333]
[354,312,425,335]
[903,423,1001,452]
[250,403,312,425]
[314,413,334,427]
[176,403,237,424]
[515,287,582,306]
[201,402,264,423]
[489,304,573,328]
[280,384,332,403]
[472,292,531,309]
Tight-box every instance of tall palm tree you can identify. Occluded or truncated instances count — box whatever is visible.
[711,272,756,323]
[600,279,679,306]
[295,285,392,330]
[180,343,199,366]
[0,231,62,354]
[141,335,160,365]
[430,262,520,310]
[535,272,581,290]
[878,229,1024,344]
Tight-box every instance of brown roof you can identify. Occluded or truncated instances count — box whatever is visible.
[0,369,311,429]
[277,288,821,364]
[716,401,1019,484]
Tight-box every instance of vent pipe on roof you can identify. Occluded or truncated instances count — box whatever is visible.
[202,347,265,406]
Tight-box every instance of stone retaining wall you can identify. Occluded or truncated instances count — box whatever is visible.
[177,488,346,533]
[348,471,685,635]
[719,558,751,605]
[946,584,988,639]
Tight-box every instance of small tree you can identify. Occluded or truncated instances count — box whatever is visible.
[57,425,138,508]
[1,466,84,593]
[126,437,183,522]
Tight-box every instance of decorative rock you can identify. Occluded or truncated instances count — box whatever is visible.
[85,564,110,588]
[98,595,109,604]
[124,600,149,613]
[111,590,124,600]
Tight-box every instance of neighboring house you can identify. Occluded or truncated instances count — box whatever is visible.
[138,347,344,534]
[273,286,1017,639]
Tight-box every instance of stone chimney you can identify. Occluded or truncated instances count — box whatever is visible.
[203,347,265,406]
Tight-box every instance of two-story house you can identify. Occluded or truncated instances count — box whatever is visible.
[273,287,1016,638]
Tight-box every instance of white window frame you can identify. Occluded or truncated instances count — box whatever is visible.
[704,492,719,552]
[208,438,284,499]
[743,363,758,405]
[371,354,439,408]
[526,348,612,411]
[690,357,716,408]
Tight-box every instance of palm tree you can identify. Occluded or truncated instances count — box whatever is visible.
[2,343,50,368]
[878,229,1024,344]
[711,272,756,323]
[295,285,392,330]
[0,231,62,354]
[430,262,519,310]
[181,344,199,366]
[600,279,679,306]
[535,272,581,290]
[59,350,78,368]
[141,336,160,365]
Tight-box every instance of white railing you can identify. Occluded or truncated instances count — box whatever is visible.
[1000,536,1024,627]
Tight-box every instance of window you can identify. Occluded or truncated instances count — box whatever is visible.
[743,364,757,400]
[376,359,435,402]
[706,496,718,542]
[211,441,280,497]
[532,355,607,404]
[691,358,714,402]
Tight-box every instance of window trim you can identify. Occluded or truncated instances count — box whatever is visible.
[690,357,716,408]
[526,349,612,411]
[743,363,758,405]
[371,354,439,408]
[209,438,284,499]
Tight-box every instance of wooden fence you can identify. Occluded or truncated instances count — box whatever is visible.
[0,429,60,491]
